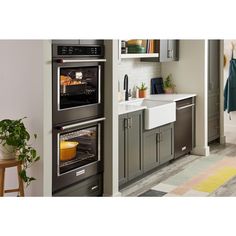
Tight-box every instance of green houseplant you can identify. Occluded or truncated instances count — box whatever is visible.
[164,74,175,94]
[0,117,40,186]
[137,82,148,98]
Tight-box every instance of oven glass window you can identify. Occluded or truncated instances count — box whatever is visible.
[59,66,99,110]
[59,125,99,175]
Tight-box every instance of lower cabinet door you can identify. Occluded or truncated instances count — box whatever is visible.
[119,114,128,185]
[159,123,174,165]
[143,128,159,172]
[127,111,143,181]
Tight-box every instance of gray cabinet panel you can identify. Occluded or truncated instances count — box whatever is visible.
[118,111,143,186]
[118,114,127,185]
[208,40,220,92]
[160,40,179,62]
[208,40,220,143]
[208,93,220,118]
[127,111,143,180]
[159,123,174,165]
[208,117,220,142]
[143,128,159,172]
[143,123,174,170]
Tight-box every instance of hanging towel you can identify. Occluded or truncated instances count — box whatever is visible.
[224,51,236,113]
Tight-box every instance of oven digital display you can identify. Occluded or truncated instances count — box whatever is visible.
[57,46,102,56]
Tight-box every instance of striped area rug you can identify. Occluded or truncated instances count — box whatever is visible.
[139,155,236,197]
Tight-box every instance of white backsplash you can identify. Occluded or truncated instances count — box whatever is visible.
[117,59,161,97]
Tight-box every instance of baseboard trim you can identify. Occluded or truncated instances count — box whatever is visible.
[191,145,210,156]
[220,135,226,144]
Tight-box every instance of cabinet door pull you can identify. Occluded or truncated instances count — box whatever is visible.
[126,117,132,129]
[160,133,163,142]
[124,118,129,129]
[90,185,99,191]
[156,133,160,143]
[129,118,132,129]
[176,104,195,111]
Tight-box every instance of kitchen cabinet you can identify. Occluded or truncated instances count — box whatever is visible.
[119,110,143,186]
[159,124,175,164]
[208,40,220,143]
[160,40,179,62]
[143,123,174,172]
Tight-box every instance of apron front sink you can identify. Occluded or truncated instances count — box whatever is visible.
[127,99,176,129]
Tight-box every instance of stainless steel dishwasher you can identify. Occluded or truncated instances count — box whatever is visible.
[174,97,195,159]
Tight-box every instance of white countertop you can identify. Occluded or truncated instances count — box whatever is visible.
[148,94,196,102]
[118,94,196,115]
[118,103,146,115]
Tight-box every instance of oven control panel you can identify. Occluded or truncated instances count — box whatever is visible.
[57,46,103,56]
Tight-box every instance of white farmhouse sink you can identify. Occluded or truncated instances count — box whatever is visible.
[127,99,176,130]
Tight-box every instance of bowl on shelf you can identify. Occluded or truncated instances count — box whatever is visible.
[127,39,143,46]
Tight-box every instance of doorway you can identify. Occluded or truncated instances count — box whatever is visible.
[223,40,236,144]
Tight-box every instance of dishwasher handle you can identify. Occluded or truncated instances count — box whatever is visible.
[176,103,195,111]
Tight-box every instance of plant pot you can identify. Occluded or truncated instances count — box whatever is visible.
[0,143,17,160]
[164,87,174,94]
[139,89,147,98]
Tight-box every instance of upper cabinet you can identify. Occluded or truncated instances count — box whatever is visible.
[159,40,179,62]
[118,39,179,62]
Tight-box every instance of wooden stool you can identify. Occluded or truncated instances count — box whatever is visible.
[0,159,24,197]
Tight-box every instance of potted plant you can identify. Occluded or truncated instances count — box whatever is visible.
[164,74,175,94]
[0,117,40,186]
[137,82,148,98]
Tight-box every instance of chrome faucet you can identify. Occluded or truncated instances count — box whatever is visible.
[124,74,129,101]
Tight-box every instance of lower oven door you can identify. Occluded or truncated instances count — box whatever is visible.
[52,117,105,193]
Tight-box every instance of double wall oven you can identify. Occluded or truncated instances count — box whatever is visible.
[52,42,106,195]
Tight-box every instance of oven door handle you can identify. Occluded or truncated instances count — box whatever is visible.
[57,59,107,63]
[57,117,106,131]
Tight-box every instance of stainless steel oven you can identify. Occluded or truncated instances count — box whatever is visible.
[52,44,106,125]
[52,117,105,193]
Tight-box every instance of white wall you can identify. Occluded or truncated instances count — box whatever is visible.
[161,40,209,156]
[43,41,52,196]
[0,40,44,196]
[103,40,120,196]
[117,59,161,97]
[223,40,236,133]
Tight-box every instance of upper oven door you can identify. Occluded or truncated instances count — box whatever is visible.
[52,59,105,125]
